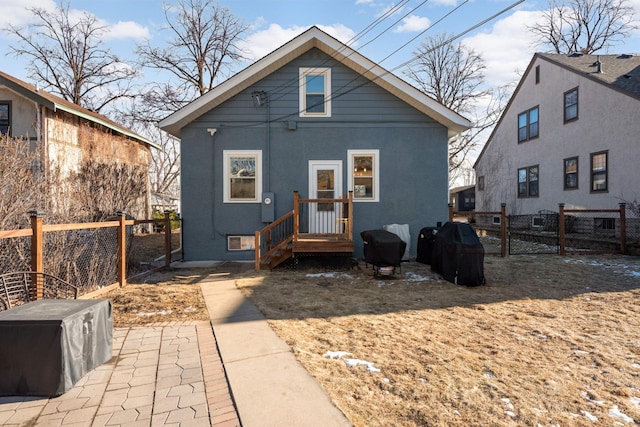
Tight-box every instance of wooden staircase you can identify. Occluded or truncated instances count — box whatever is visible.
[255,191,354,270]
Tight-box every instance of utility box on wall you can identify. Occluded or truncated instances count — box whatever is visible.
[262,192,275,223]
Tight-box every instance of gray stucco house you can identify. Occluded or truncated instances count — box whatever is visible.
[160,26,470,264]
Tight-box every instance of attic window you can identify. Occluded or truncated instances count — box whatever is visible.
[299,67,331,117]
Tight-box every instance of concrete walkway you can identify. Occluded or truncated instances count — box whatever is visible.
[201,277,352,427]
[0,263,352,426]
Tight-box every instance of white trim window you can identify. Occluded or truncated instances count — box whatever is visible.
[223,150,262,203]
[299,67,331,117]
[348,149,379,202]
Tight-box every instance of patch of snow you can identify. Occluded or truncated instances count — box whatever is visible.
[505,411,516,418]
[581,391,604,405]
[564,259,640,278]
[633,363,640,369]
[323,351,351,360]
[581,410,598,422]
[344,358,380,372]
[501,398,514,410]
[609,405,634,423]
[137,310,172,316]
[184,306,196,313]
[377,280,396,288]
[383,378,390,383]
[403,272,432,282]
[630,396,640,409]
[306,272,353,279]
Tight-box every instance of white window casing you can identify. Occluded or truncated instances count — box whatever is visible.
[299,67,331,117]
[223,150,262,203]
[348,149,379,202]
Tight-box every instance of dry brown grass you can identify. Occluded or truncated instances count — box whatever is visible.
[235,255,640,426]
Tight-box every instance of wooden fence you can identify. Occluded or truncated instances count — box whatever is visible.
[0,211,176,294]
[449,203,632,256]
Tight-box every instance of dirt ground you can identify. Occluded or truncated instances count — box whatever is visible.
[103,252,640,426]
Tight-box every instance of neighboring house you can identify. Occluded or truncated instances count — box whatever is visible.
[449,184,475,212]
[0,71,158,220]
[160,26,470,262]
[474,53,640,216]
[151,192,180,213]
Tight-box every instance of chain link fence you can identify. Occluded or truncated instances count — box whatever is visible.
[0,236,32,274]
[0,214,180,297]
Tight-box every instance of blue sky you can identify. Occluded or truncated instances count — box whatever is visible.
[2,0,639,91]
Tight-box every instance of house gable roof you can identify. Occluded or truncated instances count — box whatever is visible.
[159,26,471,139]
[474,52,640,168]
[0,71,159,150]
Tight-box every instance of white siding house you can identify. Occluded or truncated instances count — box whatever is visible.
[474,53,640,215]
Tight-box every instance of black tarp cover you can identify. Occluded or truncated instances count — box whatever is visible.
[432,222,485,286]
[361,229,407,267]
[0,299,113,397]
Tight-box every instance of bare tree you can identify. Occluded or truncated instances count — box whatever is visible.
[135,0,248,119]
[130,0,248,199]
[406,33,510,175]
[0,136,46,229]
[530,0,637,54]
[5,0,137,112]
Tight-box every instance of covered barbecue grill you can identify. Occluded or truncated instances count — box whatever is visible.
[361,229,406,277]
[431,222,485,286]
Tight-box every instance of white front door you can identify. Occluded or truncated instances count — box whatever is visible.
[308,160,342,234]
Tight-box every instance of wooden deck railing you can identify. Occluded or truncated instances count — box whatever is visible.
[255,191,354,269]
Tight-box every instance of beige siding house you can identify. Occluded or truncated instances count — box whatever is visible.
[0,71,158,219]
[474,53,640,215]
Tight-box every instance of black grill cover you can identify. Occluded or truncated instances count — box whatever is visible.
[416,227,439,265]
[361,229,406,267]
[431,222,485,286]
[0,299,113,396]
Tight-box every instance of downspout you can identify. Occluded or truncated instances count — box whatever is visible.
[208,127,219,240]
[265,93,271,192]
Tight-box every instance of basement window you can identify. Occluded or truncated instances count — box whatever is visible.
[227,235,255,251]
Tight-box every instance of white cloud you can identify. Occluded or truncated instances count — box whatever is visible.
[462,10,545,87]
[104,21,150,41]
[0,0,56,28]
[394,14,431,33]
[241,23,357,62]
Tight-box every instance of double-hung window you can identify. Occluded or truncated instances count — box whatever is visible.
[0,102,10,135]
[590,151,607,192]
[564,88,578,122]
[299,68,331,117]
[223,150,262,203]
[348,150,379,202]
[564,157,578,190]
[517,106,539,142]
[517,165,539,198]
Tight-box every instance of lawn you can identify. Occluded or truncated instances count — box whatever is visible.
[235,254,640,426]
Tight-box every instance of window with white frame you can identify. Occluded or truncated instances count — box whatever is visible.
[227,235,255,251]
[299,67,331,117]
[223,150,262,203]
[348,149,379,202]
